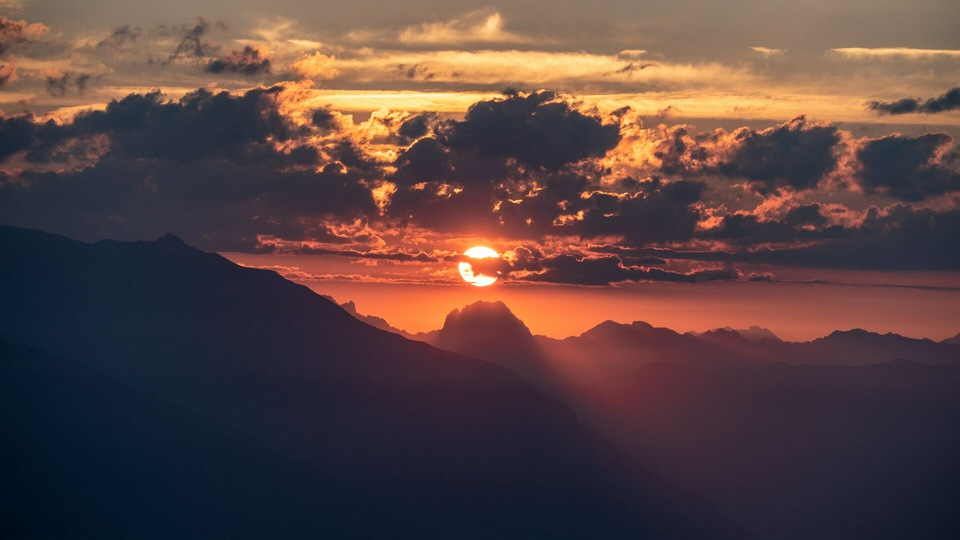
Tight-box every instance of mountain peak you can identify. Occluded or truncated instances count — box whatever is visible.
[442,300,531,337]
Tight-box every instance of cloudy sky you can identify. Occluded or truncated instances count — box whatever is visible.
[1,0,959,338]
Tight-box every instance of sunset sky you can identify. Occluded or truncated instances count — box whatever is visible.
[2,0,958,339]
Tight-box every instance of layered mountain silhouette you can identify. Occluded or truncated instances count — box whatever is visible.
[397,303,957,393]
[399,301,960,539]
[0,226,742,539]
[578,360,960,540]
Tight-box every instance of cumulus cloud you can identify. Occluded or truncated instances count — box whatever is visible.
[718,116,840,193]
[205,46,272,75]
[1,82,959,275]
[856,133,960,201]
[0,16,47,87]
[868,87,960,115]
[442,90,621,170]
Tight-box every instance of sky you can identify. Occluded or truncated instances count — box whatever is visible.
[1,0,959,339]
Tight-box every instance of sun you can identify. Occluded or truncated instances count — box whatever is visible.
[458,246,501,287]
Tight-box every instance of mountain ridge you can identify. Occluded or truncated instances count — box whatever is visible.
[0,225,743,540]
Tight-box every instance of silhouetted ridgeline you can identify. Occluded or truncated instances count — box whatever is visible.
[0,226,742,539]
[411,301,960,540]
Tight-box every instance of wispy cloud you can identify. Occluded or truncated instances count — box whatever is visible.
[398,10,532,45]
[831,47,960,59]
[750,46,785,56]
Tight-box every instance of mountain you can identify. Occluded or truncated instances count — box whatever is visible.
[945,332,960,345]
[578,361,960,540]
[0,339,409,538]
[0,226,742,539]
[535,320,766,386]
[352,304,960,539]
[806,328,959,365]
[691,326,782,342]
[432,301,548,381]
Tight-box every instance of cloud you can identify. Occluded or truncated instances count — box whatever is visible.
[867,87,960,115]
[442,90,621,170]
[205,46,272,75]
[398,10,531,45]
[96,25,142,50]
[522,254,740,286]
[0,16,47,86]
[575,179,705,245]
[856,133,960,201]
[167,17,219,62]
[831,47,960,59]
[750,46,785,56]
[0,16,46,56]
[0,85,376,251]
[291,51,338,79]
[719,116,840,193]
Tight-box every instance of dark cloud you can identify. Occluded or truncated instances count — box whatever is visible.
[868,87,960,115]
[205,46,271,76]
[620,205,960,271]
[44,71,69,96]
[96,25,142,50]
[653,126,708,175]
[168,18,218,62]
[576,178,705,245]
[397,112,438,142]
[705,205,846,245]
[857,133,960,201]
[63,86,305,162]
[0,156,376,253]
[0,85,375,252]
[310,108,337,131]
[719,116,839,193]
[75,72,94,94]
[522,254,740,286]
[0,113,36,160]
[442,90,621,170]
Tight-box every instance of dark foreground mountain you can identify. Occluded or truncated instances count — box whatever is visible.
[0,226,741,539]
[0,339,408,538]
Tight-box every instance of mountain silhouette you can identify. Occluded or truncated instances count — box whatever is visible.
[945,332,960,345]
[412,301,960,539]
[578,360,960,540]
[432,301,548,380]
[0,339,410,538]
[691,325,782,342]
[0,226,742,539]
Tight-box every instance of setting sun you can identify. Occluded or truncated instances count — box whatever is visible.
[458,246,501,287]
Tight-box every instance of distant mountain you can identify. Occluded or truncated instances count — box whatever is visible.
[806,328,959,365]
[334,297,436,342]
[0,226,741,539]
[367,302,960,540]
[690,326,782,342]
[432,301,548,381]
[946,332,960,345]
[535,320,766,386]
[578,360,960,540]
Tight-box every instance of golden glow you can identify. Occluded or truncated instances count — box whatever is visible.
[458,246,500,287]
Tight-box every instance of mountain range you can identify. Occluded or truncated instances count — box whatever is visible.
[370,300,960,539]
[0,226,741,539]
